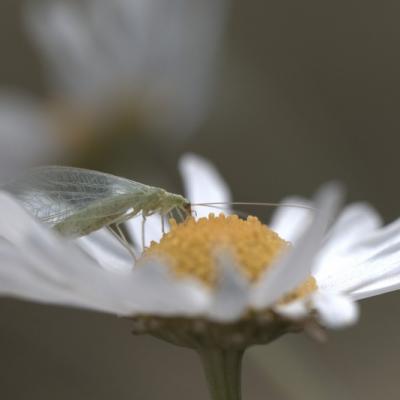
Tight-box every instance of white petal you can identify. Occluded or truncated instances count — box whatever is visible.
[25,1,98,100]
[274,300,309,321]
[316,216,400,296]
[0,241,85,305]
[26,0,226,136]
[269,196,313,243]
[76,228,133,273]
[179,153,232,218]
[207,251,250,322]
[0,93,60,180]
[0,193,124,312]
[250,183,344,309]
[0,192,210,316]
[344,240,400,300]
[350,272,400,300]
[275,291,359,329]
[311,291,359,329]
[125,214,164,253]
[322,202,382,253]
[129,258,211,316]
[313,202,382,281]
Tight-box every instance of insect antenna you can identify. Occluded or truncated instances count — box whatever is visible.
[191,203,249,218]
[191,201,314,211]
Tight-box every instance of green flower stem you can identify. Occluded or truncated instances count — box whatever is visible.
[198,348,244,400]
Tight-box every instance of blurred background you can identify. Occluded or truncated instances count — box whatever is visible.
[0,0,400,399]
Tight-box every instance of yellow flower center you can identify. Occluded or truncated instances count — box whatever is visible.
[143,213,316,301]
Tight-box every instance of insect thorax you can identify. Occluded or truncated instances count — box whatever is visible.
[154,190,189,215]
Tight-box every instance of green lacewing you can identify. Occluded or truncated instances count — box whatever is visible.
[3,166,190,238]
[2,166,314,256]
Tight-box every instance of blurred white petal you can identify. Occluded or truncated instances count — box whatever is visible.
[125,214,163,253]
[250,183,343,309]
[350,273,400,300]
[179,153,232,218]
[0,192,211,316]
[337,240,400,299]
[77,228,133,273]
[274,300,309,321]
[269,196,313,243]
[207,251,250,322]
[26,0,227,135]
[0,192,134,313]
[0,240,86,306]
[311,292,359,329]
[275,291,359,329]
[313,203,382,280]
[129,258,211,316]
[316,215,400,296]
[0,94,60,180]
[26,1,98,100]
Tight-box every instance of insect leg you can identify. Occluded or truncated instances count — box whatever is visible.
[106,226,137,262]
[161,214,165,234]
[142,215,146,250]
[112,210,144,253]
[176,207,185,222]
[112,209,137,226]
[115,223,131,246]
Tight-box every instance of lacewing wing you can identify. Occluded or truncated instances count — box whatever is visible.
[2,166,189,237]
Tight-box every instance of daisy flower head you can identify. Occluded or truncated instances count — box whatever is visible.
[1,154,399,399]
[24,0,226,138]
[0,0,226,182]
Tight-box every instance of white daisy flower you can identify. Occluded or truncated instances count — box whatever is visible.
[0,93,61,181]
[1,153,399,399]
[24,0,227,137]
[0,0,226,177]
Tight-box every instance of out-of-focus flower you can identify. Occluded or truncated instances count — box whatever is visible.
[0,93,61,181]
[2,154,400,399]
[0,0,226,181]
[25,0,227,138]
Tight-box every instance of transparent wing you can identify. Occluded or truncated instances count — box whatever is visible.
[2,166,155,236]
